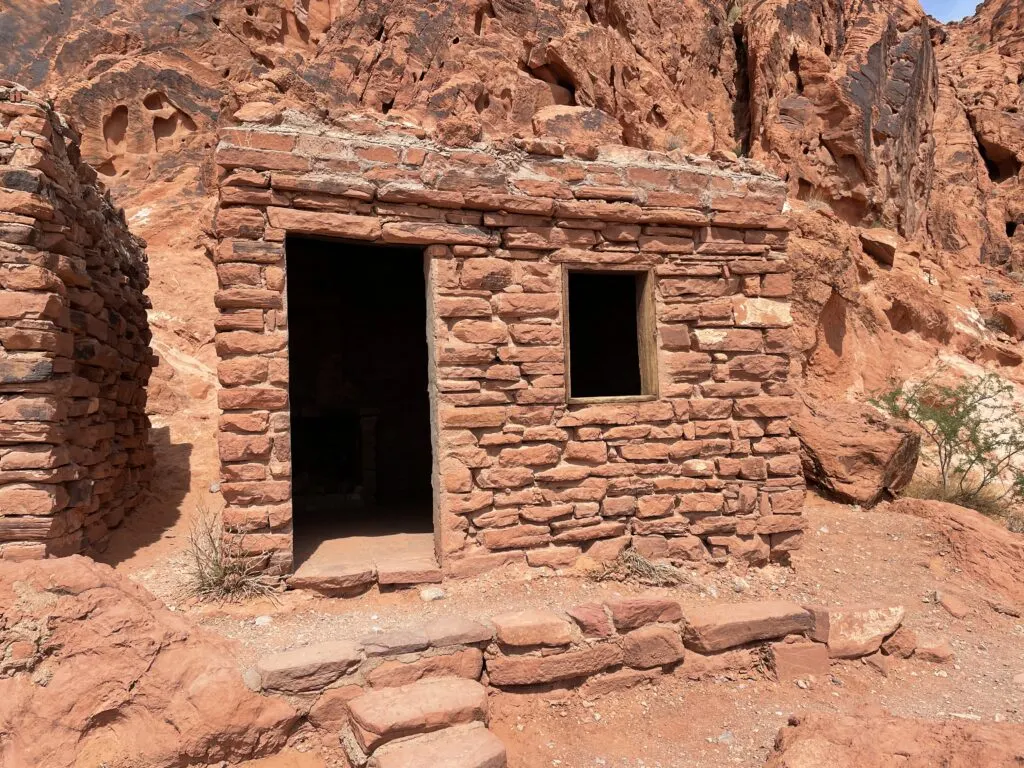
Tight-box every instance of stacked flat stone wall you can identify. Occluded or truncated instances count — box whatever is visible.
[213,114,806,577]
[0,83,153,560]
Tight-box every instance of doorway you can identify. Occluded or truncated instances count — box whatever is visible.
[286,237,435,571]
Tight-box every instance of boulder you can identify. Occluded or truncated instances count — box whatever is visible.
[791,400,920,506]
[993,303,1024,340]
[859,228,901,266]
[0,557,298,768]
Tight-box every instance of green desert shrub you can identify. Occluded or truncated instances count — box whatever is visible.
[872,372,1024,527]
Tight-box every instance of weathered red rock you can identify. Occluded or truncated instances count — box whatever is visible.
[258,641,364,692]
[792,402,920,506]
[890,498,1024,611]
[916,640,955,664]
[770,639,830,681]
[811,605,905,659]
[859,228,901,266]
[286,560,376,596]
[347,678,488,752]
[682,602,812,653]
[424,616,494,647]
[486,644,623,687]
[366,648,484,688]
[622,625,686,669]
[605,598,683,631]
[766,712,1024,767]
[370,722,506,768]
[0,557,297,768]
[492,609,572,648]
[880,625,918,659]
[567,603,615,638]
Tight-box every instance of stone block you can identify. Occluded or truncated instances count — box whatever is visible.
[486,644,623,686]
[770,639,830,681]
[682,601,812,652]
[257,641,362,692]
[492,609,572,647]
[367,648,484,688]
[606,598,683,631]
[623,625,686,669]
[347,678,488,752]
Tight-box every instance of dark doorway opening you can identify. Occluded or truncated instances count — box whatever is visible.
[286,237,434,568]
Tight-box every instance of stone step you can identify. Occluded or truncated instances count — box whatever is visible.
[376,557,443,586]
[369,723,507,768]
[287,559,376,596]
[347,677,489,752]
[256,640,362,693]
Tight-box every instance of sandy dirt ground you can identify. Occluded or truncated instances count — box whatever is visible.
[97,491,1024,768]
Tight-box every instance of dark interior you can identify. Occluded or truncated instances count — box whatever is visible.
[286,237,433,554]
[567,271,642,398]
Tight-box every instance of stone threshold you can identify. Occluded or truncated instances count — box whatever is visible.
[286,555,443,596]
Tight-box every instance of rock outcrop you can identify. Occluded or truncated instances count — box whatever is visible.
[885,497,1024,610]
[766,711,1024,767]
[0,556,298,767]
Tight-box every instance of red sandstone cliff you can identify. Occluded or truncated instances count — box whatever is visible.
[3,0,1024,505]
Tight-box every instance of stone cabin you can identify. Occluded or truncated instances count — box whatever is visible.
[212,111,806,588]
[0,85,153,561]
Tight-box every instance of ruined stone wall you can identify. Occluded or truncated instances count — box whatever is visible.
[0,83,153,560]
[213,115,805,576]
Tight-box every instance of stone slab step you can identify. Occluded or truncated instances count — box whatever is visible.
[376,557,443,586]
[257,640,362,693]
[370,723,506,768]
[287,559,376,596]
[347,677,488,752]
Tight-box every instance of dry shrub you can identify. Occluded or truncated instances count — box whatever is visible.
[188,501,278,601]
[594,546,687,587]
[902,472,1024,533]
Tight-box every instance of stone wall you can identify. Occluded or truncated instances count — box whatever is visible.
[249,595,914,764]
[0,83,154,560]
[213,113,806,577]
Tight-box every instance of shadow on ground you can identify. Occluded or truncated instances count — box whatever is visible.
[94,425,192,566]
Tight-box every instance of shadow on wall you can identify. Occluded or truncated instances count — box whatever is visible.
[94,425,192,566]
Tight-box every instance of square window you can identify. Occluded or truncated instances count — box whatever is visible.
[565,269,657,402]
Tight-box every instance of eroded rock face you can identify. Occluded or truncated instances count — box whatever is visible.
[0,556,298,768]
[742,0,937,234]
[931,0,1024,271]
